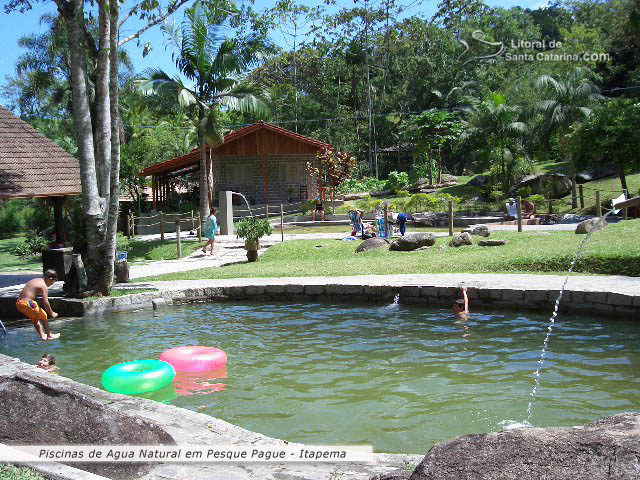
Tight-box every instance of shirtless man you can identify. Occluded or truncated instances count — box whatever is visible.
[16,269,60,340]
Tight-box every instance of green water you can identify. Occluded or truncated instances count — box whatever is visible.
[2,302,639,454]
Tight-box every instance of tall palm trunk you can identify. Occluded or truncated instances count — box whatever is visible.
[59,0,107,289]
[102,0,121,294]
[198,118,209,221]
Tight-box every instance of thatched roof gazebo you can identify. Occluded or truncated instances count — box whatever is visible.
[0,105,82,246]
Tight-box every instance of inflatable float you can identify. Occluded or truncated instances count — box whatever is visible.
[160,346,227,373]
[101,359,175,394]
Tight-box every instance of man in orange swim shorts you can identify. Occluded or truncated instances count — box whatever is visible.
[16,269,60,341]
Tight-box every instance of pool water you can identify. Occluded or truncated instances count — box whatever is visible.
[2,302,639,454]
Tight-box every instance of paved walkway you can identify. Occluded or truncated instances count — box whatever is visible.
[147,273,640,297]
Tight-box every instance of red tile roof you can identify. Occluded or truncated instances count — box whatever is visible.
[139,121,332,177]
[0,106,82,199]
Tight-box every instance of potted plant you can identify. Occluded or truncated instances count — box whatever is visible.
[286,186,296,203]
[235,217,272,262]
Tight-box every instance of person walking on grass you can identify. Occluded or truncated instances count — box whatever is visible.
[202,207,219,256]
[16,269,60,341]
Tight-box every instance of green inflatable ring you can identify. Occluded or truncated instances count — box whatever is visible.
[101,360,175,394]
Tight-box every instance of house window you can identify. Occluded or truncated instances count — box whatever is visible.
[228,164,247,185]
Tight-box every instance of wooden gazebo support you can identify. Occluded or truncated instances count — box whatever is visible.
[53,196,65,248]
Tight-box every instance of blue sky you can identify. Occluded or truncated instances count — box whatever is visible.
[0,0,548,108]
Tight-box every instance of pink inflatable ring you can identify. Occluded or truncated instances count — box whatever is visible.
[160,346,227,373]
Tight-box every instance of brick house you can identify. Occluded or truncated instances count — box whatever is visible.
[139,121,332,208]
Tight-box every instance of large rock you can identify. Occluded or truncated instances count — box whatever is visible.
[575,217,608,234]
[467,225,489,237]
[478,239,507,246]
[412,212,449,228]
[407,413,640,480]
[468,175,490,187]
[389,233,436,251]
[0,372,176,479]
[356,237,390,253]
[576,163,617,183]
[513,173,572,199]
[450,232,473,247]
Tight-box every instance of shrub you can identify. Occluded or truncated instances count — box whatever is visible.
[516,186,532,198]
[0,201,22,238]
[116,233,132,253]
[385,171,410,193]
[23,199,54,234]
[235,217,272,243]
[406,194,438,213]
[527,194,546,207]
[337,177,387,194]
[13,234,48,257]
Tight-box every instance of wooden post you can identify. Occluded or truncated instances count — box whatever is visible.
[517,196,523,232]
[176,219,182,258]
[265,203,269,220]
[579,185,584,209]
[131,213,135,238]
[280,203,284,242]
[596,190,602,217]
[571,174,577,209]
[548,199,553,215]
[384,204,388,238]
[175,220,182,258]
[197,212,202,243]
[125,211,131,238]
[448,200,454,236]
[159,211,164,243]
[623,189,628,220]
[191,210,195,233]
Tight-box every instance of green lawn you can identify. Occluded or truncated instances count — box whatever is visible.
[0,464,47,480]
[556,171,640,214]
[137,219,640,282]
[126,237,203,263]
[0,236,43,272]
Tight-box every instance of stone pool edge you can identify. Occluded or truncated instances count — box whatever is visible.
[0,354,421,480]
[44,274,640,319]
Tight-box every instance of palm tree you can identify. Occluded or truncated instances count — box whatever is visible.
[460,92,528,194]
[536,67,604,206]
[140,2,270,220]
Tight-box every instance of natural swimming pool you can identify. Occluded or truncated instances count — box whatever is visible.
[2,301,639,454]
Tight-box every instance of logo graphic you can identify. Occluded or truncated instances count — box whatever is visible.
[459,30,506,65]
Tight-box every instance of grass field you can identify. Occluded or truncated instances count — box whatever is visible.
[0,237,42,272]
[126,237,203,263]
[137,219,640,282]
[0,464,46,480]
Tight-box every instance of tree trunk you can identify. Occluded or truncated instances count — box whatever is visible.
[198,120,209,221]
[618,161,628,193]
[95,0,111,198]
[100,0,121,295]
[58,0,106,292]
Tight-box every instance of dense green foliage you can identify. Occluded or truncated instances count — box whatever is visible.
[3,0,639,206]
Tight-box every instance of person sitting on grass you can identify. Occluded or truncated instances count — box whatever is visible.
[201,207,219,256]
[453,285,469,319]
[16,270,60,341]
[36,354,59,372]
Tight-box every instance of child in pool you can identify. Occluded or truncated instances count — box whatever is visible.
[36,354,59,372]
[16,270,60,341]
[453,285,469,319]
